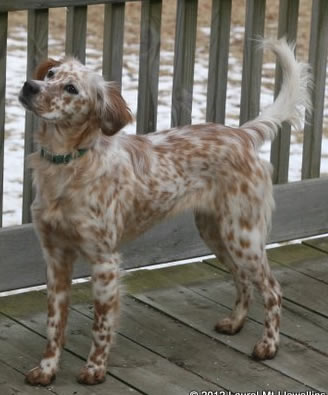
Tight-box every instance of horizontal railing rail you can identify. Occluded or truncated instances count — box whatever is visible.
[0,0,327,291]
[1,177,328,292]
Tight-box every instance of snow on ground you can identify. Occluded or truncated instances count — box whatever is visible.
[2,26,328,227]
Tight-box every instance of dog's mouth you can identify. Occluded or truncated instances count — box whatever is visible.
[18,92,33,110]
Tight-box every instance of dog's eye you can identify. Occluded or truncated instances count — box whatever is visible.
[64,84,78,95]
[47,70,54,79]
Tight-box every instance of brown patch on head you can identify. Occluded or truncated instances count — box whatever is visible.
[35,58,61,80]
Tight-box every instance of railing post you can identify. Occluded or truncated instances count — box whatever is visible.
[171,0,198,127]
[103,3,125,86]
[270,0,299,184]
[0,12,8,227]
[65,6,87,63]
[137,0,162,134]
[239,0,266,125]
[22,9,48,224]
[302,0,328,179]
[206,0,232,124]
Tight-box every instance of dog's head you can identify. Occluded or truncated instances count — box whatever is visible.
[19,58,132,135]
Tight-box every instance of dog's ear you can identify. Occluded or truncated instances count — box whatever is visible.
[97,83,133,136]
[34,58,61,80]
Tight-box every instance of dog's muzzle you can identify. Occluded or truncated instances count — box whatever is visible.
[19,80,40,108]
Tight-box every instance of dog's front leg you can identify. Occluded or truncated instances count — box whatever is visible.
[26,247,76,386]
[78,253,120,385]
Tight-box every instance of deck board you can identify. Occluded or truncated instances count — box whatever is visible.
[0,240,328,393]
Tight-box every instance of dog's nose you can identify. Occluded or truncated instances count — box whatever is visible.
[22,80,40,96]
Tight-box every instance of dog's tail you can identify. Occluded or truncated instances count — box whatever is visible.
[241,37,312,149]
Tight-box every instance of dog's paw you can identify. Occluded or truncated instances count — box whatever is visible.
[25,366,56,386]
[77,365,106,385]
[214,317,244,335]
[252,340,278,360]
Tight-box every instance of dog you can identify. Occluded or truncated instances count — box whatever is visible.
[19,38,311,385]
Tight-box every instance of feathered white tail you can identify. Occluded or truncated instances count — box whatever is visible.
[241,37,312,149]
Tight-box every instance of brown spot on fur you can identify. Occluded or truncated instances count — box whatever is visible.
[227,230,234,241]
[239,217,252,231]
[43,344,56,359]
[63,96,72,105]
[240,182,249,194]
[239,238,250,249]
[47,296,55,318]
[267,296,276,310]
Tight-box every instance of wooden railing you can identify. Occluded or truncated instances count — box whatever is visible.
[0,0,328,292]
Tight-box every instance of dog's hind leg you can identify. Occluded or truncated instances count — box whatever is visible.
[250,252,282,360]
[195,210,282,360]
[195,212,253,335]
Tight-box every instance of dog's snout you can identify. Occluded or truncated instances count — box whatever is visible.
[22,80,40,96]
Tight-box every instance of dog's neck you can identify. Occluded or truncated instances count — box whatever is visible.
[36,120,101,154]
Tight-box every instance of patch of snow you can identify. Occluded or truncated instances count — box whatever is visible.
[2,25,328,227]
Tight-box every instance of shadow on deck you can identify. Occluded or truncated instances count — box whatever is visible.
[1,237,328,394]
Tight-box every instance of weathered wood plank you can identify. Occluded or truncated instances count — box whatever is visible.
[128,265,326,390]
[65,5,87,63]
[206,0,231,124]
[0,0,139,12]
[136,0,162,134]
[102,2,125,85]
[267,242,328,283]
[303,236,328,254]
[171,0,198,127]
[0,313,137,394]
[239,0,266,125]
[1,292,218,394]
[0,360,51,395]
[1,178,328,291]
[22,9,48,224]
[0,12,8,227]
[270,0,299,184]
[302,0,328,179]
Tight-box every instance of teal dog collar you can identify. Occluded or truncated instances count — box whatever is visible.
[40,147,88,164]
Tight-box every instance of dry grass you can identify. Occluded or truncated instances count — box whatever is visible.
[8,0,313,56]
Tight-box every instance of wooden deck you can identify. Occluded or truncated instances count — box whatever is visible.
[1,238,328,394]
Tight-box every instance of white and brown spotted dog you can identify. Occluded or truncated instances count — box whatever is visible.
[19,38,310,386]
